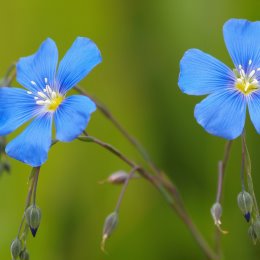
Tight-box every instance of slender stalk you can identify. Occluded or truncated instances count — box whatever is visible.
[114,166,139,213]
[242,132,259,216]
[74,85,160,175]
[78,135,218,260]
[18,167,39,237]
[75,86,217,257]
[214,141,232,257]
[32,167,40,205]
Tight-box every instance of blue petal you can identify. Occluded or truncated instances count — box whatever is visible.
[194,89,246,139]
[223,19,260,70]
[0,87,40,135]
[54,95,96,142]
[178,49,235,95]
[6,114,53,167]
[16,38,58,92]
[57,37,102,94]
[247,91,260,134]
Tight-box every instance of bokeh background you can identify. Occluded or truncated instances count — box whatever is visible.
[0,0,260,259]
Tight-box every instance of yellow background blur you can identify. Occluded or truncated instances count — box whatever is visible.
[0,0,260,259]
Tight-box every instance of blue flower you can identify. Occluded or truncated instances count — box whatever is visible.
[178,19,260,140]
[0,37,101,166]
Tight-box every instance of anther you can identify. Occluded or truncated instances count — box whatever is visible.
[27,91,32,94]
[249,59,252,65]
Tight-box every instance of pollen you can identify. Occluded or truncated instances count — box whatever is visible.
[235,62,260,95]
[48,95,64,111]
[28,78,64,112]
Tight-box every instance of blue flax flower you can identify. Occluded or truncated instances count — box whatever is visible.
[178,19,260,140]
[0,37,101,166]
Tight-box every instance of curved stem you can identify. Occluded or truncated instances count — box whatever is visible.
[78,135,218,260]
[74,85,160,175]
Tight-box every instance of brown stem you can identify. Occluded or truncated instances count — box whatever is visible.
[74,85,160,175]
[78,135,218,260]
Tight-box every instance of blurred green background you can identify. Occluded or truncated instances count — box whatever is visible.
[0,0,260,259]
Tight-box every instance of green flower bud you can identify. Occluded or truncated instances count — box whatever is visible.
[20,249,30,260]
[10,238,22,259]
[248,225,258,245]
[101,212,118,251]
[253,217,260,239]
[237,191,253,222]
[25,205,42,237]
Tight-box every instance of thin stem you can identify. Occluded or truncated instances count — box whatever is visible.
[78,135,218,260]
[18,167,38,237]
[242,132,259,216]
[2,62,16,86]
[241,135,246,191]
[115,166,139,213]
[214,141,232,257]
[32,167,40,205]
[74,85,160,175]
[74,86,215,259]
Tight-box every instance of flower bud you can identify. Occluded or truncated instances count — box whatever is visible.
[107,171,129,184]
[101,211,118,251]
[10,238,22,259]
[211,202,222,226]
[237,191,253,222]
[253,217,260,240]
[20,249,30,260]
[25,205,42,237]
[248,225,258,244]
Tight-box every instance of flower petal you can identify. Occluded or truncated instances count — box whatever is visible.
[223,19,260,70]
[6,114,53,167]
[0,87,40,135]
[57,37,102,94]
[247,91,260,134]
[178,49,235,95]
[194,89,246,139]
[54,95,96,142]
[16,38,58,92]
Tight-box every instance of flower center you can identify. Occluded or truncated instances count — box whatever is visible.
[28,78,64,112]
[235,61,260,95]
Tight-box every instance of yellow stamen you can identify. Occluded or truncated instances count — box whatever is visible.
[48,95,64,111]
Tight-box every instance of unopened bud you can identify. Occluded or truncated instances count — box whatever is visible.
[210,202,228,234]
[211,202,222,226]
[107,171,129,184]
[237,191,253,222]
[248,225,258,245]
[10,238,22,259]
[100,170,139,185]
[253,217,260,239]
[20,249,30,260]
[101,212,118,251]
[25,205,42,237]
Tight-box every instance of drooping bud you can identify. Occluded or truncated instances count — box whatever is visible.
[25,205,42,237]
[211,202,222,226]
[210,202,228,234]
[99,170,139,185]
[237,191,253,222]
[101,212,118,251]
[20,249,30,260]
[10,238,22,259]
[248,225,258,245]
[253,217,260,240]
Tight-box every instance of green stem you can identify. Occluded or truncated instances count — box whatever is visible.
[242,132,259,216]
